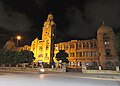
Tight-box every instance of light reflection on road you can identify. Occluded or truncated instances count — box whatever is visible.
[0,73,119,86]
[39,74,45,79]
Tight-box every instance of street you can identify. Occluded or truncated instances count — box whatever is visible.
[0,72,120,86]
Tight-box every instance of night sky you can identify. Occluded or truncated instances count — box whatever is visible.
[0,0,120,48]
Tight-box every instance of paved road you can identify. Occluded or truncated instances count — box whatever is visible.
[0,72,120,86]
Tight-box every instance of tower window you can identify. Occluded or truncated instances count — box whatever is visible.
[39,46,43,50]
[103,34,110,46]
[46,45,49,50]
[46,53,48,57]
[105,49,111,56]
[91,51,97,57]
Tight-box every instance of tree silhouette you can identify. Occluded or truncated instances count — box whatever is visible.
[56,50,69,63]
[0,50,35,66]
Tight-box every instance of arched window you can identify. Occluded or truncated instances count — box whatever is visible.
[83,42,86,49]
[105,49,111,56]
[70,44,74,49]
[103,33,110,47]
[90,42,93,48]
[65,44,68,50]
[94,42,97,48]
[86,42,89,48]
[76,43,82,50]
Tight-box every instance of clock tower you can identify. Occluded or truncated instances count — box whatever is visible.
[42,13,56,64]
[97,22,118,69]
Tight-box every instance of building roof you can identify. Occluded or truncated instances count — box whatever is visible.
[97,23,113,34]
[3,38,16,51]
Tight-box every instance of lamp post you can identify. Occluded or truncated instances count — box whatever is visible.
[16,35,21,46]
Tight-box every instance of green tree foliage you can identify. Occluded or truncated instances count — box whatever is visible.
[0,50,35,66]
[56,50,69,63]
[17,50,35,63]
[0,50,16,66]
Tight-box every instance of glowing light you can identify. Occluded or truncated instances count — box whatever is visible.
[16,35,22,40]
[40,68,45,72]
[16,35,22,46]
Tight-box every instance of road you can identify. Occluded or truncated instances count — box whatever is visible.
[0,72,120,86]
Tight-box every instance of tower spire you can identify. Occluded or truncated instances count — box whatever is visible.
[50,11,52,14]
[102,21,104,25]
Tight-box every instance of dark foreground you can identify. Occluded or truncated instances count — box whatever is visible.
[0,72,120,86]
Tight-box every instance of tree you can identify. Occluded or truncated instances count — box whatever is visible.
[0,50,17,66]
[0,50,35,67]
[56,50,69,63]
[17,50,35,64]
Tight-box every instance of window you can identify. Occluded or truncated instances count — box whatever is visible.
[90,42,93,48]
[80,52,82,57]
[46,45,49,50]
[70,52,75,57]
[83,42,86,49]
[104,41,110,47]
[85,52,89,57]
[103,33,110,47]
[55,45,58,50]
[83,52,89,57]
[86,42,89,48]
[39,46,43,50]
[46,53,48,57]
[58,45,60,50]
[70,44,74,49]
[70,62,75,66]
[83,52,85,57]
[76,52,82,57]
[32,44,35,51]
[60,45,62,50]
[77,62,82,66]
[76,43,81,50]
[91,51,97,57]
[76,52,79,57]
[65,44,68,50]
[94,42,97,48]
[105,49,111,56]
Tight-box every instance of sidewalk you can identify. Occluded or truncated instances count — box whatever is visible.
[63,72,120,81]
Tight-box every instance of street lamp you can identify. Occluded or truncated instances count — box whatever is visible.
[16,35,22,46]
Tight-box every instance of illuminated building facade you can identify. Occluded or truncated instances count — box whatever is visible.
[19,13,56,64]
[18,14,118,69]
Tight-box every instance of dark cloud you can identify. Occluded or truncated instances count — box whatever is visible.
[84,0,120,28]
[0,0,120,48]
[65,6,95,39]
[64,0,120,39]
[34,0,46,9]
[0,2,31,32]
